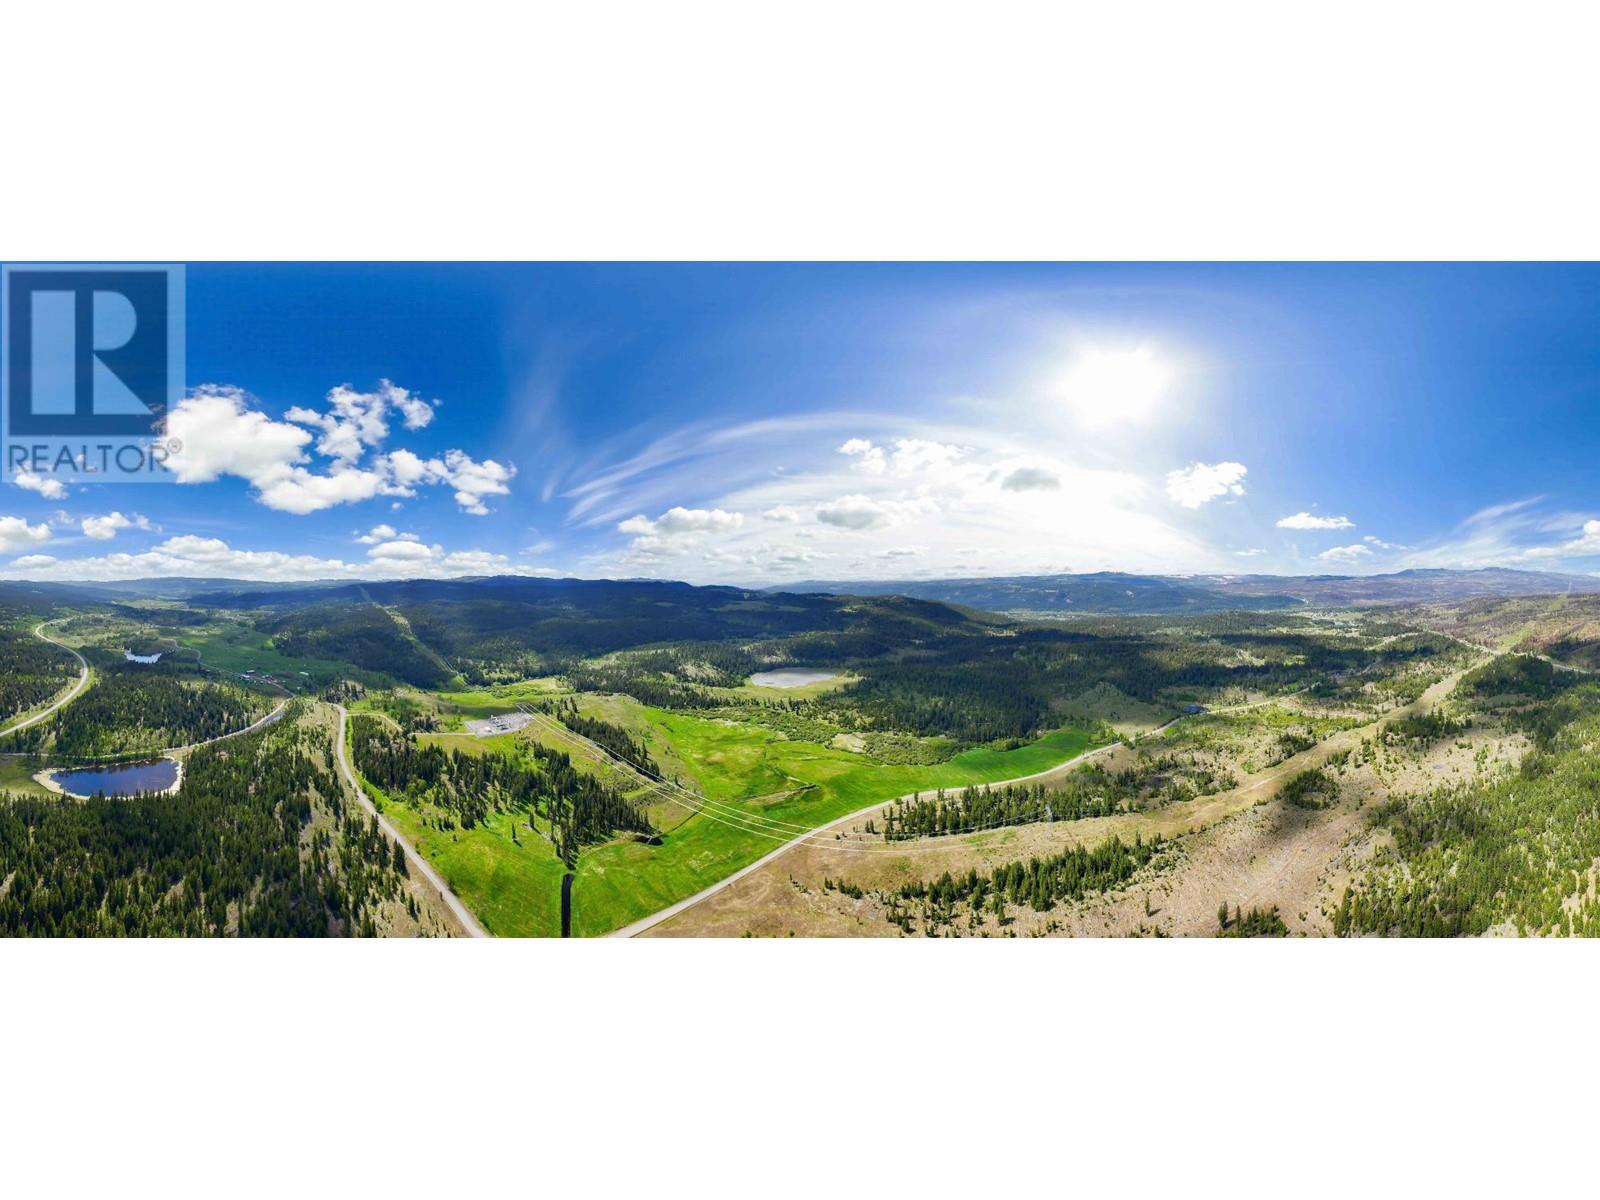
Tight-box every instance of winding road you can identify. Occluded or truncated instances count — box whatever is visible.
[0,622,91,739]
[2,622,290,758]
[332,703,488,938]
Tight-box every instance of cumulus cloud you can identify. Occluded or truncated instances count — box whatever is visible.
[839,437,886,474]
[840,437,962,479]
[13,470,66,500]
[284,380,436,463]
[816,494,897,531]
[618,507,744,537]
[380,448,515,515]
[1165,461,1247,508]
[367,539,438,563]
[615,506,745,561]
[1277,511,1354,530]
[166,387,312,485]
[0,516,52,553]
[0,533,530,583]
[1000,466,1060,492]
[761,505,806,523]
[354,524,419,545]
[166,384,511,516]
[81,512,152,541]
[1317,543,1373,563]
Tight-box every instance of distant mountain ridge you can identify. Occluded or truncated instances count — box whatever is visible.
[770,568,1600,613]
[3,566,1597,617]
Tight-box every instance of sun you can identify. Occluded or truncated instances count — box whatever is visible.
[1054,345,1172,429]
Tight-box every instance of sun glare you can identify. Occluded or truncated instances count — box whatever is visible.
[1055,345,1171,429]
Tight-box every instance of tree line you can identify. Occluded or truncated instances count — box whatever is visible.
[348,716,651,867]
[543,698,659,775]
[0,708,412,936]
[0,664,267,758]
[881,834,1165,932]
[0,627,78,724]
[874,775,1128,841]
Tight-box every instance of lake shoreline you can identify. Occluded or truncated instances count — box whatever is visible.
[37,756,184,799]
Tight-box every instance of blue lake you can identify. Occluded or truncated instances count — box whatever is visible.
[52,758,180,798]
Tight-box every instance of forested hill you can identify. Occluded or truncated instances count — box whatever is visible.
[198,578,992,684]
[775,567,1600,613]
[774,572,1304,613]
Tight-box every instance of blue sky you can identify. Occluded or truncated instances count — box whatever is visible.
[4,262,1600,584]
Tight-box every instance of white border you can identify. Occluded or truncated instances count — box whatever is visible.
[4,3,1600,1194]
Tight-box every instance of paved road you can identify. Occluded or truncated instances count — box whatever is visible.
[332,703,488,938]
[0,622,91,738]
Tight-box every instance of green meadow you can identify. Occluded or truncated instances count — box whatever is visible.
[349,695,1098,937]
[569,707,1099,936]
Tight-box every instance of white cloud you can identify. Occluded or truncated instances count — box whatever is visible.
[839,438,886,474]
[166,385,509,516]
[615,506,745,561]
[1523,518,1600,560]
[618,507,744,537]
[378,448,516,515]
[441,450,515,515]
[354,523,421,545]
[1000,466,1060,492]
[1361,535,1407,550]
[166,387,313,486]
[1165,461,1248,508]
[840,437,962,479]
[367,539,439,563]
[0,533,530,583]
[1276,511,1354,530]
[13,470,66,500]
[816,494,897,531]
[0,516,52,553]
[1234,547,1267,557]
[81,512,151,541]
[285,380,435,463]
[1317,543,1373,563]
[573,412,1238,583]
[256,466,391,515]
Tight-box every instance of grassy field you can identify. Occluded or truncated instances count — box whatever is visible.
[171,624,350,689]
[0,757,52,798]
[358,772,570,937]
[353,691,1099,936]
[569,706,1100,936]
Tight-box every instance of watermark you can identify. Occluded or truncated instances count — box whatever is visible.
[2,264,184,485]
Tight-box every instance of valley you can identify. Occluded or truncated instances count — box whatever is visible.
[2,568,1596,937]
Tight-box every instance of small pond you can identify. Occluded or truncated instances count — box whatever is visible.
[748,669,838,689]
[52,758,180,798]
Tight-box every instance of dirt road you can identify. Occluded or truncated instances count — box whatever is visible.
[333,703,487,938]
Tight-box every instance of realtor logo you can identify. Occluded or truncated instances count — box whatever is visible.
[2,264,183,484]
